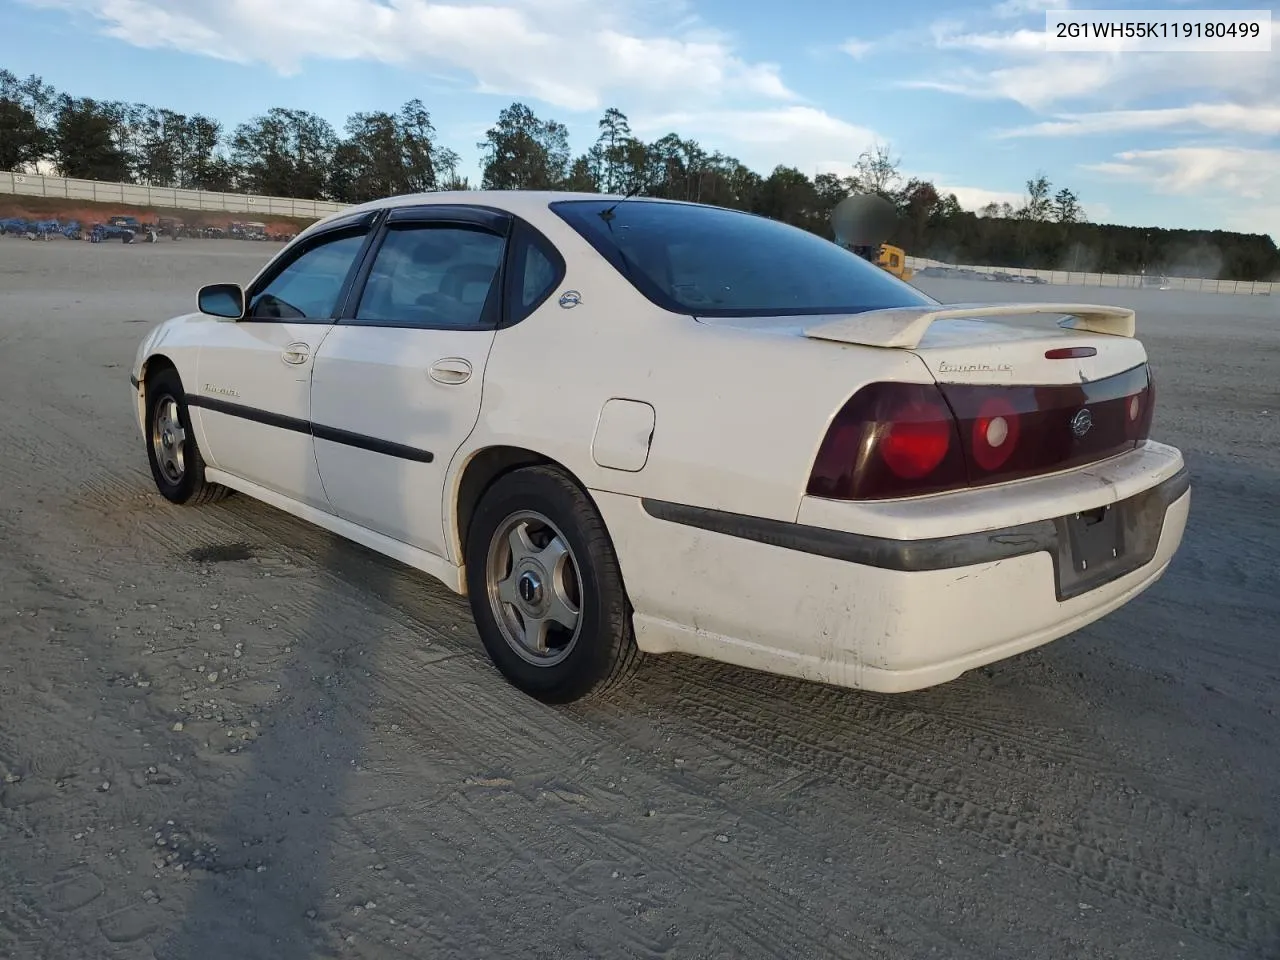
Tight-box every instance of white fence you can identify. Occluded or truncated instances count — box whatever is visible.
[0,170,350,220]
[2,170,1273,295]
[905,256,1275,297]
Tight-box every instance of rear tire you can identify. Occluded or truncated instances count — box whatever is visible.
[144,368,230,506]
[465,465,641,703]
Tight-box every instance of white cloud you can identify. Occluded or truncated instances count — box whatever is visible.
[998,103,1280,138]
[928,182,1108,222]
[632,107,880,176]
[939,184,1025,211]
[840,38,873,59]
[1085,146,1279,199]
[991,0,1070,17]
[904,10,1280,239]
[24,0,797,113]
[912,17,1280,110]
[900,57,1122,111]
[1085,147,1280,237]
[932,27,1045,52]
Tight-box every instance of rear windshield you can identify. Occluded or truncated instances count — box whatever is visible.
[550,199,935,318]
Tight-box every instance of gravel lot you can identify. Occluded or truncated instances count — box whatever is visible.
[1,238,1277,960]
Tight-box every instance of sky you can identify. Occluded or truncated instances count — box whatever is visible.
[3,0,1277,240]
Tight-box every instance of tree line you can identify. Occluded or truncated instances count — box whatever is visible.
[2,68,1275,280]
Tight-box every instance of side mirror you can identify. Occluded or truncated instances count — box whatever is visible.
[198,283,246,320]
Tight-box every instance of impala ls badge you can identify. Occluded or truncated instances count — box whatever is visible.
[558,290,582,309]
[1070,408,1093,438]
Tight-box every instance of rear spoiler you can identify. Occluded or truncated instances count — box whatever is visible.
[803,302,1137,350]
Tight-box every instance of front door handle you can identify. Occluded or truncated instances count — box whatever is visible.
[281,342,310,365]
[429,357,473,384]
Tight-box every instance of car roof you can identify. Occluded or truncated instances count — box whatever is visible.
[302,190,706,239]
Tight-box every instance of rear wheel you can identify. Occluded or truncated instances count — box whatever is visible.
[465,466,641,703]
[144,368,229,506]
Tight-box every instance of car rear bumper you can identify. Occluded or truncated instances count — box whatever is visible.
[594,441,1189,692]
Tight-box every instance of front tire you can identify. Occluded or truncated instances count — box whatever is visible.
[465,466,641,703]
[144,368,229,506]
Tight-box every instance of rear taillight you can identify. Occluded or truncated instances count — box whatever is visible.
[807,364,1155,502]
[1128,366,1155,441]
[970,395,1021,472]
[806,382,967,500]
[881,400,954,478]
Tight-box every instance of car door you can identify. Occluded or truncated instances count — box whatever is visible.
[192,213,376,509]
[309,204,542,560]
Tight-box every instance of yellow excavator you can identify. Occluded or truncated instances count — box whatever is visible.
[830,194,914,282]
[875,243,913,282]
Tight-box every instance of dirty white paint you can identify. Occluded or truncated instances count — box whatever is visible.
[130,190,1190,695]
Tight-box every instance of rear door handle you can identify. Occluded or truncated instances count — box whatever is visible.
[429,357,473,384]
[281,342,310,365]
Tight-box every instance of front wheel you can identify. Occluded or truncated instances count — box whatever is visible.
[144,368,230,506]
[465,466,641,703]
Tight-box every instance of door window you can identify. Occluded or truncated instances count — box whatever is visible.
[354,224,506,329]
[247,230,369,320]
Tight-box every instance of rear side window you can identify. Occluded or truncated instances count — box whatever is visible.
[355,224,506,329]
[502,221,565,325]
[550,199,935,318]
[522,242,557,309]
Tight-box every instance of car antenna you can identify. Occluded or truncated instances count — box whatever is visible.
[598,179,647,222]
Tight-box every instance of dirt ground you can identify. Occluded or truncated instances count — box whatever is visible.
[0,237,1276,960]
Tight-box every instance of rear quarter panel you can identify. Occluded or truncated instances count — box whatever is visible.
[455,212,935,546]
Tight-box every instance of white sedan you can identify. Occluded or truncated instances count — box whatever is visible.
[130,191,1190,703]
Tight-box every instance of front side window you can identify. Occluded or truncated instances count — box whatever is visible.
[247,230,368,320]
[550,199,936,318]
[355,224,507,328]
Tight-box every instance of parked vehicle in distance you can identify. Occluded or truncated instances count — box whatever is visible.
[129,192,1190,703]
[229,220,269,240]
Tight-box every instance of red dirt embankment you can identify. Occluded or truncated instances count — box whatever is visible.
[0,194,318,234]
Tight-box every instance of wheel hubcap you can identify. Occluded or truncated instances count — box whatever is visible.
[485,510,583,667]
[517,571,544,606]
[151,396,187,484]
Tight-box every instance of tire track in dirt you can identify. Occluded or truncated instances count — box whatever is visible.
[335,660,883,960]
[320,640,835,956]
[337,642,1152,960]
[597,664,1277,953]
[60,456,1276,956]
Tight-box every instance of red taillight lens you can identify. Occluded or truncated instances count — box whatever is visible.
[1126,366,1155,441]
[806,382,967,500]
[970,396,1021,472]
[881,400,953,479]
[938,362,1151,489]
[808,364,1156,503]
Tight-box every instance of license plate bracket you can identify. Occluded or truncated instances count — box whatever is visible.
[1068,505,1124,570]
[1050,468,1187,602]
[1054,503,1130,600]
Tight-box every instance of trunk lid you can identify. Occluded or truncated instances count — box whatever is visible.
[801,301,1146,386]
[907,315,1148,386]
[792,302,1155,494]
